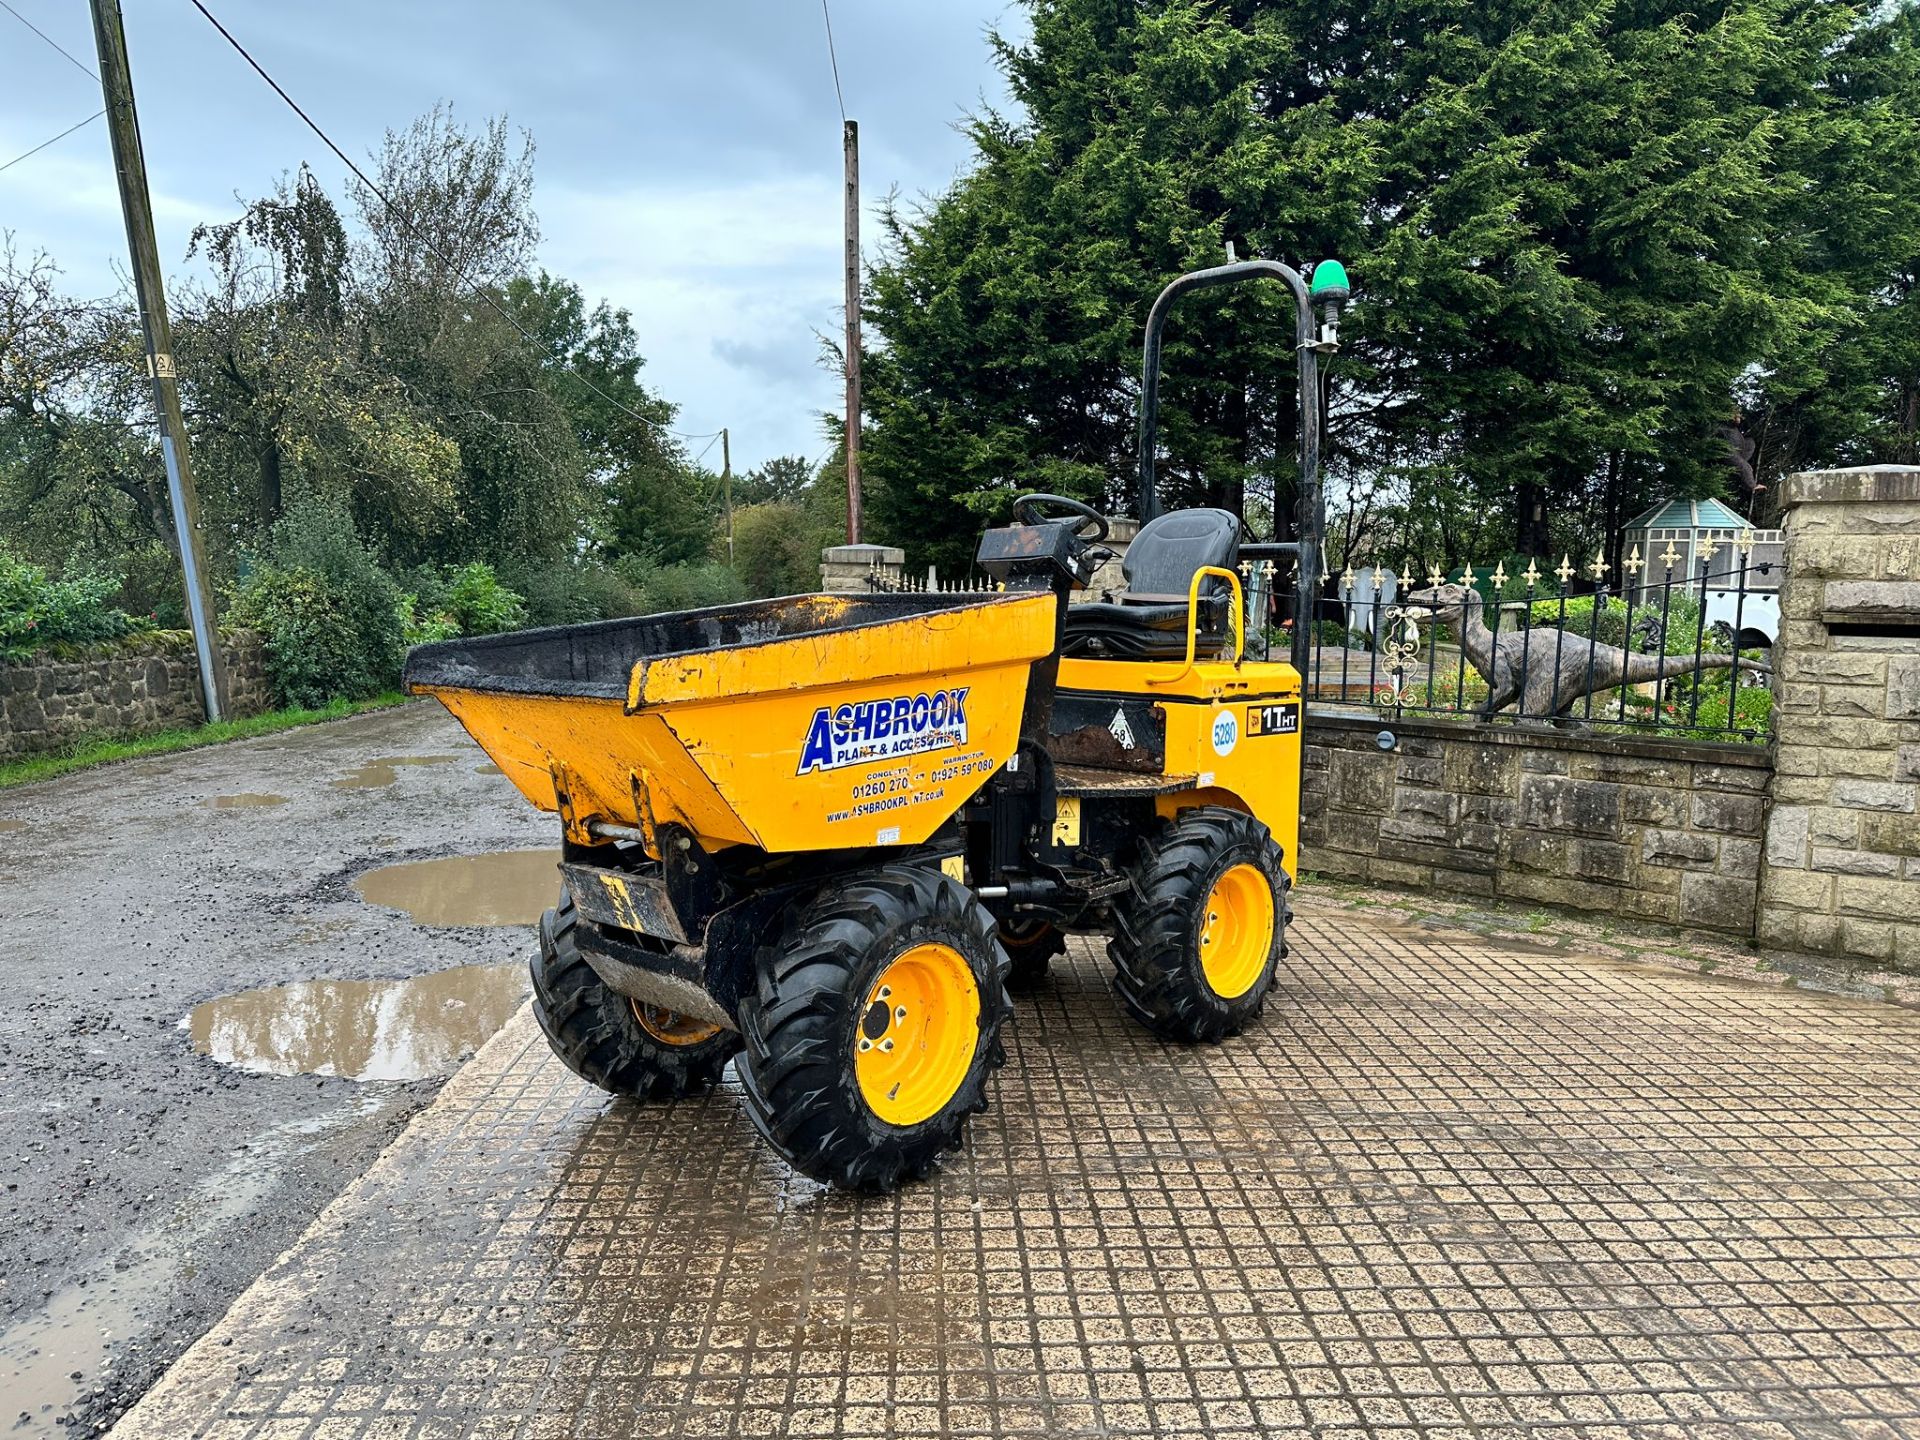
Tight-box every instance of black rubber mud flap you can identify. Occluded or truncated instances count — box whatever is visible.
[531,891,741,1099]
[997,918,1067,993]
[736,864,1012,1192]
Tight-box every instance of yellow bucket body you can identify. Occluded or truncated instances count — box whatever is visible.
[412,592,1056,856]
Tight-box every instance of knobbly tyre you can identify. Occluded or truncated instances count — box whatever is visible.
[404,258,1348,1191]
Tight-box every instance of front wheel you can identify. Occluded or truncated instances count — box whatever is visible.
[1108,807,1289,1044]
[737,865,1011,1191]
[531,892,742,1099]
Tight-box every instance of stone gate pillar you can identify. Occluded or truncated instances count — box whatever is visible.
[1758,466,1920,965]
[819,543,904,593]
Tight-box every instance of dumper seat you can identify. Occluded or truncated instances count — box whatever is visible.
[1062,508,1238,661]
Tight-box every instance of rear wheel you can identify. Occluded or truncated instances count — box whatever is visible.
[531,891,741,1099]
[997,917,1066,992]
[737,864,1011,1191]
[1108,807,1288,1043]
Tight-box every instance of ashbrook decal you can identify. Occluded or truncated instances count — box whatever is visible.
[798,688,971,774]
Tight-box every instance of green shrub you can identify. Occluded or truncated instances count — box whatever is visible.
[731,500,837,598]
[398,561,529,641]
[232,500,405,708]
[400,594,459,646]
[232,567,402,709]
[440,561,526,635]
[1525,594,1626,646]
[1526,590,1705,653]
[641,561,747,614]
[566,562,641,622]
[1684,680,1773,735]
[496,557,637,626]
[615,555,746,614]
[113,542,188,629]
[1643,673,1773,737]
[0,550,154,660]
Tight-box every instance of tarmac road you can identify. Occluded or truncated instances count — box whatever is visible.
[0,702,553,1437]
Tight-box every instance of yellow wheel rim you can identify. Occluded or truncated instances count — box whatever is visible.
[853,943,980,1127]
[631,999,724,1047]
[1199,863,1275,1000]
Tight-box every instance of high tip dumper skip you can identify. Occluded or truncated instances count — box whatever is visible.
[405,260,1343,1191]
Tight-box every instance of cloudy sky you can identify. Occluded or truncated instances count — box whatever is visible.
[0,0,1025,471]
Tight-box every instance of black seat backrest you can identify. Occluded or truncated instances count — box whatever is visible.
[1121,508,1239,601]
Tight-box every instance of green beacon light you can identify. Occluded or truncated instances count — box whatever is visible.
[1309,259,1350,347]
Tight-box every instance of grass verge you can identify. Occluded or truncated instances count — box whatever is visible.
[0,692,410,789]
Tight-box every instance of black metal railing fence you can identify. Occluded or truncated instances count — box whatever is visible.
[860,534,1776,743]
[1290,537,1778,743]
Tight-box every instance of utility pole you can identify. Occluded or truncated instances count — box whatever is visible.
[842,118,862,544]
[721,427,733,565]
[91,0,226,722]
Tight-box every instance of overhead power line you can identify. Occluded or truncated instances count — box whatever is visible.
[0,0,98,80]
[183,0,722,447]
[820,0,847,121]
[0,108,104,174]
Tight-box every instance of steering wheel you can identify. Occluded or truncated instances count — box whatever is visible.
[1011,493,1110,542]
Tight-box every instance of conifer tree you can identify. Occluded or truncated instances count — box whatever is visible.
[863,0,1919,570]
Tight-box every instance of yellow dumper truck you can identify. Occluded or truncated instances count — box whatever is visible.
[406,259,1346,1190]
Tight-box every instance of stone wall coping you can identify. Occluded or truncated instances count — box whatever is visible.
[0,627,263,671]
[1780,466,1920,509]
[822,543,904,565]
[1310,707,1772,769]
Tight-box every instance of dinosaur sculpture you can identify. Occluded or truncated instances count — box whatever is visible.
[1398,581,1770,723]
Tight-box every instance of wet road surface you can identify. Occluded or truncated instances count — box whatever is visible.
[0,703,554,1436]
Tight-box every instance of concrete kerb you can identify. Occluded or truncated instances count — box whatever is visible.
[105,1004,548,1439]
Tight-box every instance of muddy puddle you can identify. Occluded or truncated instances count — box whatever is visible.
[353,849,558,926]
[0,818,27,833]
[207,793,287,809]
[331,755,459,791]
[182,962,529,1082]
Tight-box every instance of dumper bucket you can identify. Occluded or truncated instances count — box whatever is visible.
[404,591,1057,854]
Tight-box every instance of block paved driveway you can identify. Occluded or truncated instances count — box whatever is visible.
[112,902,1920,1439]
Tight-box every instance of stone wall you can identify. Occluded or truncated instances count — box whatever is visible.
[1757,466,1920,966]
[1303,713,1770,935]
[0,631,272,760]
